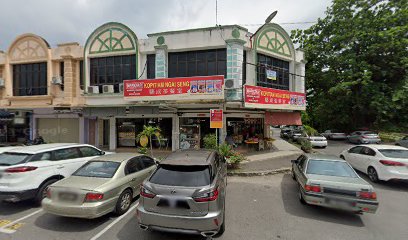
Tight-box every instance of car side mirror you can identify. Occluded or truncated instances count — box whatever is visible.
[291,160,299,164]
[153,158,160,165]
[101,151,106,155]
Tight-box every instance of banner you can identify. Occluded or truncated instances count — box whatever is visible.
[210,109,223,129]
[266,69,277,80]
[123,76,224,101]
[244,85,306,110]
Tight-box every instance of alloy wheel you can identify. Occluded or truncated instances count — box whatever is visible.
[120,192,131,211]
[368,167,379,182]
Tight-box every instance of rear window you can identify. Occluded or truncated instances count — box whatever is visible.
[150,165,210,187]
[306,160,358,178]
[379,149,408,159]
[73,161,120,178]
[0,153,32,166]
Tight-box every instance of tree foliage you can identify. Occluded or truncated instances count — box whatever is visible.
[292,0,408,132]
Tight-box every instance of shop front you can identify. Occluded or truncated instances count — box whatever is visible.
[179,116,216,150]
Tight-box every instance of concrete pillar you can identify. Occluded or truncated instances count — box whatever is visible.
[31,114,36,140]
[172,114,179,151]
[62,56,76,104]
[109,117,116,151]
[79,116,85,144]
[225,39,246,101]
[155,45,168,78]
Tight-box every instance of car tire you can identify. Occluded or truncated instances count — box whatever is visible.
[34,179,58,206]
[115,189,132,215]
[367,167,380,183]
[298,185,307,205]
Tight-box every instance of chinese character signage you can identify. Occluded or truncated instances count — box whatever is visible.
[210,109,223,129]
[266,69,277,80]
[123,76,224,101]
[244,85,306,110]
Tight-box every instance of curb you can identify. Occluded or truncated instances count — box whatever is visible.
[227,167,291,177]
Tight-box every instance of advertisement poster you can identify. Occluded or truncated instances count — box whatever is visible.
[244,85,306,110]
[266,69,277,80]
[210,109,223,129]
[123,75,224,101]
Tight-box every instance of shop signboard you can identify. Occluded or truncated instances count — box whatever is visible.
[210,109,223,129]
[123,76,224,101]
[244,85,306,111]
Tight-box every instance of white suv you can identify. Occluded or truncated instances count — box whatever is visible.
[0,143,107,204]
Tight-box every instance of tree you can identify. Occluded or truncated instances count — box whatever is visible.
[136,125,161,157]
[291,0,408,132]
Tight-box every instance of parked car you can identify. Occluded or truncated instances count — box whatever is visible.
[297,133,328,148]
[291,154,378,214]
[0,146,19,154]
[0,143,107,204]
[395,136,408,148]
[42,153,156,218]
[289,130,303,141]
[280,129,292,139]
[322,130,347,140]
[347,131,381,144]
[340,145,408,182]
[137,150,227,238]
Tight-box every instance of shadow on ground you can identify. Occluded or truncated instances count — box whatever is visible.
[0,200,37,216]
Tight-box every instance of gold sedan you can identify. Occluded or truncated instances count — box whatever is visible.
[42,153,156,219]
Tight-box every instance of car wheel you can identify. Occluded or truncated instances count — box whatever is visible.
[298,185,307,205]
[115,189,132,215]
[34,179,58,206]
[367,167,380,183]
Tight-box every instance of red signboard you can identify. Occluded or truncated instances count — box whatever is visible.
[244,85,306,110]
[123,76,224,101]
[210,109,223,129]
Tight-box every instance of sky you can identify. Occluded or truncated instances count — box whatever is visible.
[0,0,332,51]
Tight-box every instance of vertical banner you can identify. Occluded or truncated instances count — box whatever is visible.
[210,109,223,129]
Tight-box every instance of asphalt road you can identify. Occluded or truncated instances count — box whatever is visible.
[1,169,407,240]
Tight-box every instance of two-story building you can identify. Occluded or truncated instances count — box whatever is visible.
[0,22,305,151]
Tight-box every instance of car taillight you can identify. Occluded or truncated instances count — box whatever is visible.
[193,188,219,202]
[5,166,38,173]
[85,192,104,202]
[140,186,156,199]
[358,191,377,200]
[304,185,321,193]
[379,160,405,166]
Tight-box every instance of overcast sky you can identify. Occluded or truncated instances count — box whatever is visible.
[0,0,332,51]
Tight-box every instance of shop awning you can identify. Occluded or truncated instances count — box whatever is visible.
[265,111,302,126]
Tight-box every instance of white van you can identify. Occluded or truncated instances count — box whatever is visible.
[0,143,108,204]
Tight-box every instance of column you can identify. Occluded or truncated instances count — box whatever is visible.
[172,113,179,151]
[79,116,85,144]
[61,56,76,104]
[155,45,168,78]
[109,117,116,151]
[225,39,246,101]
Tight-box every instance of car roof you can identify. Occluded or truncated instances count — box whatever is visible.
[4,143,95,154]
[361,145,407,150]
[91,153,143,163]
[160,150,215,166]
[305,153,346,162]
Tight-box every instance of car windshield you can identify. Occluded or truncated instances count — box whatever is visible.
[0,152,32,166]
[73,161,120,178]
[306,160,358,178]
[150,165,210,187]
[378,149,408,159]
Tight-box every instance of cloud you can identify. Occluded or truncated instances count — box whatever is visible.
[0,0,331,50]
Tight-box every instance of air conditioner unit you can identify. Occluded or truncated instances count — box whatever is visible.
[119,83,124,93]
[224,78,239,89]
[87,86,100,94]
[0,78,5,88]
[52,76,63,85]
[103,85,114,94]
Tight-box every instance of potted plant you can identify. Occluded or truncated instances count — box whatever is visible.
[226,151,246,169]
[300,139,312,153]
[136,125,161,157]
[203,133,218,150]
[218,143,233,159]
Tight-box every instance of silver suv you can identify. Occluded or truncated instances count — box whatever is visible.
[136,150,227,238]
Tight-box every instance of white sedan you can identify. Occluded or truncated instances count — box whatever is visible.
[340,145,408,182]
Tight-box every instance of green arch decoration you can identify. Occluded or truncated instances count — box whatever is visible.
[253,23,293,58]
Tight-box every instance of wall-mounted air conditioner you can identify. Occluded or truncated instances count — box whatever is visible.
[52,76,63,85]
[103,85,114,94]
[0,78,5,88]
[87,86,100,94]
[224,78,239,89]
[119,83,124,93]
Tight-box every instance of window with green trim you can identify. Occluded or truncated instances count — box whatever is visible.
[257,53,289,90]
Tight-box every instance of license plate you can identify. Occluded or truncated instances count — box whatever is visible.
[59,193,77,202]
[326,198,353,208]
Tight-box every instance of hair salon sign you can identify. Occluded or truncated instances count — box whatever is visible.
[244,85,306,110]
[123,76,224,101]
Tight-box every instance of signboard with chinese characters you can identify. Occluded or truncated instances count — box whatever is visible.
[266,69,277,80]
[123,76,224,101]
[210,109,223,129]
[244,85,306,111]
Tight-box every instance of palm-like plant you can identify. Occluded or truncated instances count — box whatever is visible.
[136,125,161,157]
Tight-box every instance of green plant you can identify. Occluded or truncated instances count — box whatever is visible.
[300,139,312,153]
[379,132,406,143]
[136,125,161,157]
[203,133,218,150]
[218,143,233,158]
[137,146,148,154]
[304,125,318,136]
[227,152,246,166]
